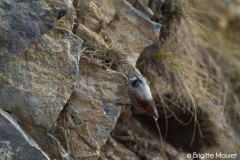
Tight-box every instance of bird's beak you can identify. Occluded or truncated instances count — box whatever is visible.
[134,74,142,83]
[126,74,130,82]
[125,73,130,85]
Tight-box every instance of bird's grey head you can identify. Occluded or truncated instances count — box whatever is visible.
[129,74,146,88]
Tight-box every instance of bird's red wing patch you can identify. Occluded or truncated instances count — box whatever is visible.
[134,93,153,113]
[143,105,153,113]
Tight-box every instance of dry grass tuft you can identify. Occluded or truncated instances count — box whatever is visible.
[77,24,128,70]
[82,41,127,70]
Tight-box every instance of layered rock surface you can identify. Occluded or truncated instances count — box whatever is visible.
[54,57,126,159]
[0,27,82,131]
[0,26,82,159]
[0,108,49,160]
[0,0,72,69]
[73,0,161,65]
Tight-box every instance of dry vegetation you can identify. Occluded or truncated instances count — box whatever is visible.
[81,40,127,70]
[76,24,129,70]
[136,0,240,156]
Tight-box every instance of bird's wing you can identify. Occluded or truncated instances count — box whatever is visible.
[134,92,159,119]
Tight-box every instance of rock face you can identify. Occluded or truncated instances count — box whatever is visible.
[0,0,164,159]
[0,0,72,69]
[0,27,82,131]
[55,57,125,159]
[0,26,82,159]
[0,108,49,160]
[73,0,161,65]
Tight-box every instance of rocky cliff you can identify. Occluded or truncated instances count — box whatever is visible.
[1,0,240,159]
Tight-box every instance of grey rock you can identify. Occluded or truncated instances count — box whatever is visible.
[57,3,76,31]
[0,108,49,160]
[0,0,72,70]
[55,57,126,159]
[74,0,161,65]
[0,27,82,134]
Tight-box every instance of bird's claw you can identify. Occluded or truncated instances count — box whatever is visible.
[116,99,132,106]
[116,99,123,105]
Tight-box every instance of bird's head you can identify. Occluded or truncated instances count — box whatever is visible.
[129,74,146,88]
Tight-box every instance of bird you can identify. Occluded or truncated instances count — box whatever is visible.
[117,74,166,157]
[127,74,159,120]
